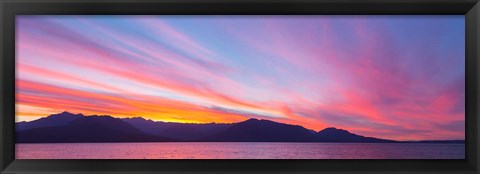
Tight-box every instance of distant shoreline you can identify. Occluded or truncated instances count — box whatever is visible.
[16,112,465,144]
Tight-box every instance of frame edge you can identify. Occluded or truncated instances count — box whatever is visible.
[466,1,480,172]
[1,0,16,173]
[1,0,479,174]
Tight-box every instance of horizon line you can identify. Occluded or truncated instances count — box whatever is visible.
[15,111,466,142]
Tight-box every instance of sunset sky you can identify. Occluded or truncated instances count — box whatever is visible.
[16,16,465,141]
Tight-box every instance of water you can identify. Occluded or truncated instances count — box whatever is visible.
[16,142,464,159]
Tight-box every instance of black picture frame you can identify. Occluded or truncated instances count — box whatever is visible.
[1,0,479,173]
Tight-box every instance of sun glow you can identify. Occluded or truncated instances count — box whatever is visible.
[15,16,465,141]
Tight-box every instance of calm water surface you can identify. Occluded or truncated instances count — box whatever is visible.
[16,142,464,159]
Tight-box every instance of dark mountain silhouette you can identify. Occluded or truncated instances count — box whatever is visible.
[16,111,83,131]
[205,118,319,142]
[316,127,394,143]
[16,114,174,143]
[15,112,464,143]
[123,117,231,141]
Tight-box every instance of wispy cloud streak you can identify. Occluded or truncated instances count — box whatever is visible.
[16,16,464,140]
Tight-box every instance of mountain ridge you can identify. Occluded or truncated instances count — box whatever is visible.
[15,112,465,143]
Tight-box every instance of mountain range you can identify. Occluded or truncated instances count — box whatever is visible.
[15,112,464,143]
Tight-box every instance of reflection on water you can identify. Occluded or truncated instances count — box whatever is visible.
[16,142,465,159]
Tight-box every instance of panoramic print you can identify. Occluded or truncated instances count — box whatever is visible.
[15,16,465,159]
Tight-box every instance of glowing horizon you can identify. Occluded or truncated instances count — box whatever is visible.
[16,16,465,141]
